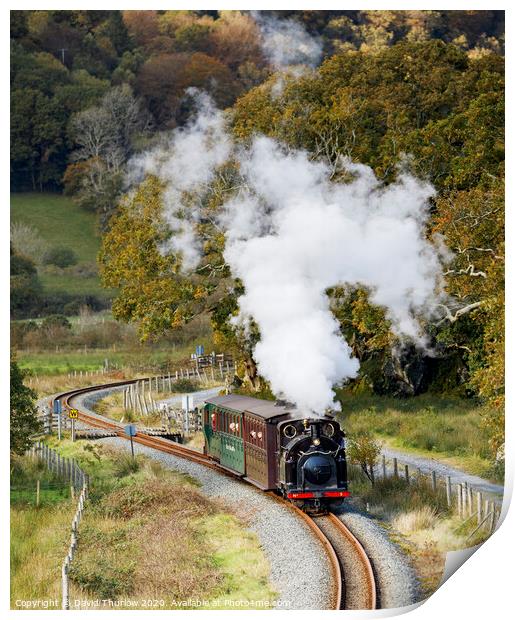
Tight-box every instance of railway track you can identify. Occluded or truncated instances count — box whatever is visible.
[312,513,377,609]
[52,380,378,611]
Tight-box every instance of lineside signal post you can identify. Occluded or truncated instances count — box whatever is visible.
[125,424,137,458]
[68,408,78,441]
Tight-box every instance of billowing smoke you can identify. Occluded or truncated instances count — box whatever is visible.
[252,12,322,69]
[222,138,442,413]
[129,95,446,414]
[127,90,231,269]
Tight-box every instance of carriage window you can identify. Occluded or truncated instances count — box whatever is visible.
[229,412,239,435]
[234,416,240,436]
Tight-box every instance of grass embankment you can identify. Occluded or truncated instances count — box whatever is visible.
[10,455,77,608]
[337,391,501,483]
[42,438,275,609]
[10,193,111,299]
[19,338,216,385]
[348,465,492,599]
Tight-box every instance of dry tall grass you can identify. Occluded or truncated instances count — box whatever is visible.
[392,506,438,534]
[64,443,275,609]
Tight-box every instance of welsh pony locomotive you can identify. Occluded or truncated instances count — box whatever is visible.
[203,394,349,511]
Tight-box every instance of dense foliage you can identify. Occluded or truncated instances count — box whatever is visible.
[10,355,41,455]
[11,10,503,196]
[231,42,504,452]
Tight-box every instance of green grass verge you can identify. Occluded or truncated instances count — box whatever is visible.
[11,193,99,263]
[347,465,493,599]
[10,192,113,299]
[17,340,215,377]
[337,391,502,482]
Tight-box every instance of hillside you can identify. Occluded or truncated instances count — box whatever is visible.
[10,193,112,301]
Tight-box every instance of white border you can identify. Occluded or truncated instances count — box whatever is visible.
[4,3,511,618]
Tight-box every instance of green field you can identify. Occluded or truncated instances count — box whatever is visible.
[17,335,215,377]
[10,193,113,299]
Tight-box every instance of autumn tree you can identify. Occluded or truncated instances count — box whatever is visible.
[98,175,225,331]
[65,84,150,224]
[209,11,265,70]
[99,173,264,387]
[122,10,160,47]
[136,52,241,128]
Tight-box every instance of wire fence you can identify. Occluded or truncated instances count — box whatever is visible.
[352,454,503,538]
[10,481,72,507]
[24,442,89,609]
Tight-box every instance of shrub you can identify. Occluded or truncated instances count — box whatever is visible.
[173,378,200,393]
[347,431,382,484]
[70,262,98,278]
[10,320,39,347]
[112,453,142,478]
[10,222,48,264]
[42,246,78,268]
[41,314,72,331]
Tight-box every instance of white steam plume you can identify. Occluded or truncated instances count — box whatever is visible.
[129,95,446,415]
[252,12,323,70]
[127,90,231,269]
[221,138,443,413]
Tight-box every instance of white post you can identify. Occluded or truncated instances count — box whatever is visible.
[62,562,69,609]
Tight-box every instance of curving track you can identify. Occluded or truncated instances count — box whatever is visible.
[53,380,378,611]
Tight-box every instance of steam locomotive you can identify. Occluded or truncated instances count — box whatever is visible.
[202,394,349,511]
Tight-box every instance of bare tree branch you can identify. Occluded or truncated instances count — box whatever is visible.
[435,301,484,325]
[443,264,487,278]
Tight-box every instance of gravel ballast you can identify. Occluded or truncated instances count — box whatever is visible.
[334,504,421,609]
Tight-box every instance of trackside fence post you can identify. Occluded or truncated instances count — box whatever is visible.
[446,476,452,508]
